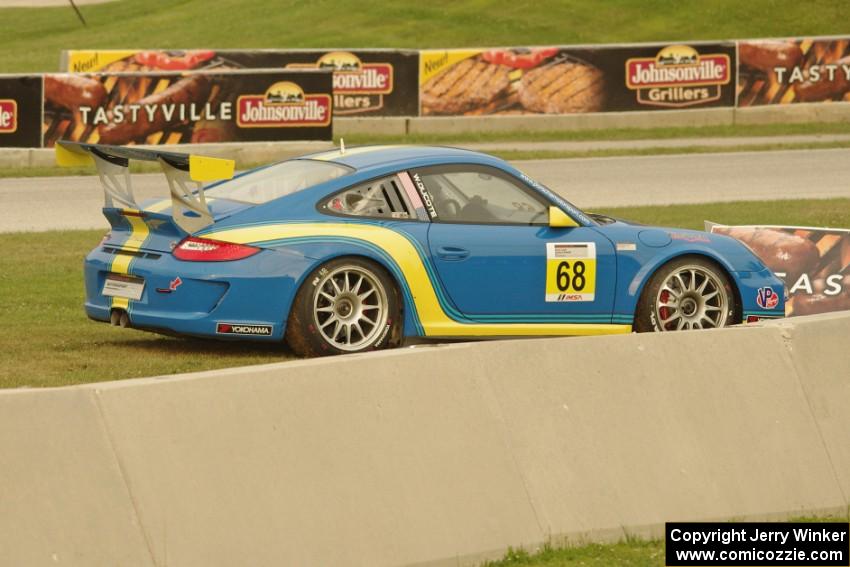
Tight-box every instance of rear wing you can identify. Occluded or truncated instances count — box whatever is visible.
[56,141,235,233]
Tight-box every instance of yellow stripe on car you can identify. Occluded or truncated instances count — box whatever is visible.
[207,222,630,337]
[109,210,150,310]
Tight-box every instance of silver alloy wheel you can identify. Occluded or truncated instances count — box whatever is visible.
[654,264,729,331]
[312,265,389,351]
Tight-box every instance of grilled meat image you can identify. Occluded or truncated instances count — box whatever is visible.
[518,61,605,114]
[739,41,803,75]
[795,54,850,102]
[44,74,107,112]
[98,75,211,144]
[421,58,511,115]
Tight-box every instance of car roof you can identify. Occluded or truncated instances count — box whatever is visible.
[299,145,500,171]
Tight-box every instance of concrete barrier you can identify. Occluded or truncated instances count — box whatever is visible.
[735,103,850,125]
[777,312,850,500]
[0,313,848,566]
[406,108,734,135]
[0,388,153,567]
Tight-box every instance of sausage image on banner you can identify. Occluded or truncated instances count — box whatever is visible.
[712,226,820,285]
[98,75,211,144]
[44,75,107,114]
[738,38,850,106]
[792,275,850,316]
[794,54,850,102]
[711,224,850,317]
[738,41,803,75]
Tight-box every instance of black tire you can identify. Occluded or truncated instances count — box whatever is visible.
[634,256,739,333]
[285,257,403,357]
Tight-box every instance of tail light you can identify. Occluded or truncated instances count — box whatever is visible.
[173,236,261,262]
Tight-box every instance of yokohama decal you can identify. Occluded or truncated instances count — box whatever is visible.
[216,322,273,336]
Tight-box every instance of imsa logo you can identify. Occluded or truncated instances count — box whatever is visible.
[216,322,274,336]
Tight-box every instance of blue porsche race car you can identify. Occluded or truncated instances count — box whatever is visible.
[57,141,785,357]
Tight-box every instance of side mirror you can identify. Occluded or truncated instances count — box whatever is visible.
[548,206,579,228]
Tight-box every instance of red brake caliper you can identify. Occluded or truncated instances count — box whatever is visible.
[659,290,670,330]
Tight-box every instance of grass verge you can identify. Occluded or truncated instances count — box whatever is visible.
[490,141,850,162]
[0,230,289,389]
[599,198,850,231]
[2,1,850,73]
[2,198,848,388]
[342,121,850,146]
[482,516,849,567]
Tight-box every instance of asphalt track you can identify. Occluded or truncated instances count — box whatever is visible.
[2,148,849,232]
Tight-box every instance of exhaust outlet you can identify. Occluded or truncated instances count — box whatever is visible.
[110,309,131,328]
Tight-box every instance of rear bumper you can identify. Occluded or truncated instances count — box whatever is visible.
[84,246,314,340]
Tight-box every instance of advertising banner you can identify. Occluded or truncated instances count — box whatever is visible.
[42,69,332,147]
[63,49,419,117]
[419,42,736,116]
[0,75,43,148]
[738,37,850,106]
[709,224,850,316]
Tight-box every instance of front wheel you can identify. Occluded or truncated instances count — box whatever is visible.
[635,257,738,332]
[285,258,402,357]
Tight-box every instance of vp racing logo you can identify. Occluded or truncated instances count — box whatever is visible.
[237,81,331,128]
[756,287,779,310]
[216,322,274,336]
[626,45,730,107]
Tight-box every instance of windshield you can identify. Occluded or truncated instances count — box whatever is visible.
[205,159,353,204]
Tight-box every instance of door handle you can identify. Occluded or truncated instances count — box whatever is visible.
[436,246,470,261]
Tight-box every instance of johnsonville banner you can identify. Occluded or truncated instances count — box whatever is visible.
[62,49,419,117]
[738,37,850,106]
[0,75,43,148]
[419,42,736,116]
[710,224,850,317]
[42,69,332,147]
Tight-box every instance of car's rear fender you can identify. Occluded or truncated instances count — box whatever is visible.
[272,240,425,338]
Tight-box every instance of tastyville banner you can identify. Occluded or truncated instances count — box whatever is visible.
[0,75,43,148]
[42,69,332,147]
[709,224,850,317]
[738,37,850,106]
[62,49,419,117]
[419,42,736,116]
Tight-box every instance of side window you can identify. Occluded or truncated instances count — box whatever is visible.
[324,175,420,220]
[411,166,549,225]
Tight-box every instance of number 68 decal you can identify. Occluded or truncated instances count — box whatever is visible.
[545,242,596,302]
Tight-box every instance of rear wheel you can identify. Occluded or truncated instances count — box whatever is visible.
[635,257,738,332]
[285,258,402,357]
